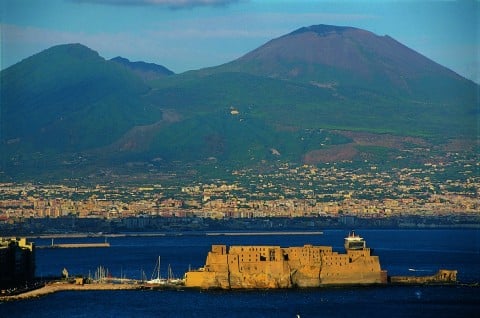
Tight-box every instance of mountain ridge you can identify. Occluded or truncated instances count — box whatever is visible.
[1,43,162,153]
[1,26,478,180]
[110,56,174,81]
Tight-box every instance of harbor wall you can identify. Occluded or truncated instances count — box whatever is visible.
[390,269,457,284]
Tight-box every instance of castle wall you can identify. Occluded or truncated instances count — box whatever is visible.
[184,270,231,289]
[229,260,291,288]
[227,246,290,288]
[184,242,387,289]
[319,248,383,284]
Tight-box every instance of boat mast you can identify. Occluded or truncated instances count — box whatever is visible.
[168,264,173,281]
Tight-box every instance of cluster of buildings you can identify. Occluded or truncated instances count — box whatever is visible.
[0,155,478,224]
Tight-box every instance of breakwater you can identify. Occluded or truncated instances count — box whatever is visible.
[0,282,142,301]
[36,237,110,249]
[206,231,323,236]
[37,242,110,249]
[0,278,186,302]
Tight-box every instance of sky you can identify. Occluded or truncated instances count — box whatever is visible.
[1,0,479,82]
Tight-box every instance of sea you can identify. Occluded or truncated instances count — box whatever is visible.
[1,229,479,317]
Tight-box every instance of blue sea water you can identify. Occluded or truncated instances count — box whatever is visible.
[1,229,479,317]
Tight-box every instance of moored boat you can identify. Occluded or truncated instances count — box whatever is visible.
[146,256,167,285]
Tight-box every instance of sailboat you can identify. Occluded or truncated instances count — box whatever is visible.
[167,264,183,285]
[147,256,167,284]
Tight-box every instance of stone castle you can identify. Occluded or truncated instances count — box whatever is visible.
[185,232,388,289]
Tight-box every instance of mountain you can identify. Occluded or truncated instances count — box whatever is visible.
[110,56,174,81]
[1,26,478,180]
[215,25,475,102]
[142,25,478,150]
[1,43,162,155]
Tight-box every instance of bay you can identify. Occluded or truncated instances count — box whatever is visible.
[1,229,479,317]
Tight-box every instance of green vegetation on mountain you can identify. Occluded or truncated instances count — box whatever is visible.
[147,69,475,137]
[1,44,162,154]
[148,108,352,163]
[110,56,174,81]
[1,25,478,180]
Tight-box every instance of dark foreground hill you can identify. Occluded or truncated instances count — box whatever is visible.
[1,44,163,153]
[1,25,478,180]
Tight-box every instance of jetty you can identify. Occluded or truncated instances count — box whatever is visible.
[0,281,142,301]
[0,278,186,302]
[390,269,457,284]
[36,238,110,249]
[37,242,110,249]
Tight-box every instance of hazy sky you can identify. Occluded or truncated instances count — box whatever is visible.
[1,0,478,82]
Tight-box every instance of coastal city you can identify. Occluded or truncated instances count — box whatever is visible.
[1,150,478,233]
[1,0,479,315]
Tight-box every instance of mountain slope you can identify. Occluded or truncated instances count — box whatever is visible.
[1,44,162,155]
[1,26,478,180]
[214,24,476,103]
[110,56,174,81]
[148,25,478,138]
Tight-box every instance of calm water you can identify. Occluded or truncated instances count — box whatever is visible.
[1,229,479,317]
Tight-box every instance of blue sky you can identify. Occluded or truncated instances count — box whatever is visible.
[1,0,478,82]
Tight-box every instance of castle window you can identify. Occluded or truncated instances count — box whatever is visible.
[269,249,275,261]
